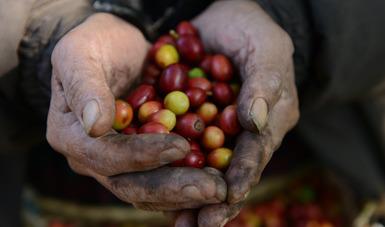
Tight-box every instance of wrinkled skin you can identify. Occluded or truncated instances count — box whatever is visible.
[173,0,300,226]
[47,13,226,211]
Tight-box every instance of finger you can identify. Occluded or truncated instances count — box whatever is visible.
[50,115,189,176]
[163,211,196,227]
[51,51,115,137]
[173,210,197,227]
[94,167,227,209]
[67,158,90,176]
[47,78,190,176]
[198,203,243,227]
[203,167,224,178]
[237,70,282,132]
[227,90,299,204]
[67,160,224,212]
[65,160,226,211]
[133,173,222,213]
[135,203,200,212]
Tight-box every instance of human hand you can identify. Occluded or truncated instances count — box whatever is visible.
[47,13,226,210]
[174,0,299,225]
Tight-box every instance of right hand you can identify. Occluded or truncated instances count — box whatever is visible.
[172,0,300,225]
[46,13,226,210]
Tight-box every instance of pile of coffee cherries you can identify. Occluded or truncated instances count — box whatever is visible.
[113,21,242,171]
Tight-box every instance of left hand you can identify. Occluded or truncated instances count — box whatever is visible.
[48,13,226,211]
[173,0,300,226]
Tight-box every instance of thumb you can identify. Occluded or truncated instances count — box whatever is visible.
[237,70,282,133]
[52,61,115,137]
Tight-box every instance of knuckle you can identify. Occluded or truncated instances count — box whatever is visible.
[292,105,300,125]
[279,30,294,55]
[67,159,85,175]
[286,93,300,127]
[266,72,283,94]
[78,149,110,176]
[46,119,61,152]
[106,178,136,203]
[66,77,84,106]
[45,131,57,150]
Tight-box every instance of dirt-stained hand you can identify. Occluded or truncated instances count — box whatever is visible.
[47,13,226,211]
[173,0,300,225]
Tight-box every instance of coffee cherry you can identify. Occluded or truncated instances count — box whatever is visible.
[155,44,179,68]
[218,105,241,136]
[138,101,162,123]
[211,54,233,82]
[180,64,191,74]
[202,126,225,150]
[149,35,176,60]
[186,88,207,107]
[122,126,137,135]
[176,21,198,36]
[164,91,190,115]
[177,35,204,64]
[116,20,242,170]
[159,64,188,93]
[197,102,218,124]
[188,77,212,92]
[212,82,234,106]
[188,67,206,78]
[184,151,205,168]
[148,109,176,131]
[200,55,212,74]
[176,113,205,139]
[189,141,202,153]
[170,158,185,167]
[142,64,161,85]
[158,35,176,43]
[126,84,156,110]
[138,122,169,134]
[207,148,232,170]
[113,100,133,130]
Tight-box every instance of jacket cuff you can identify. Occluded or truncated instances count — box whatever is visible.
[92,0,151,38]
[18,0,94,118]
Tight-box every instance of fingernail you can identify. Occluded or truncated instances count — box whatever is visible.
[243,191,250,200]
[220,218,229,227]
[203,167,224,177]
[182,185,204,200]
[82,100,101,134]
[228,184,243,204]
[250,98,268,131]
[160,148,184,164]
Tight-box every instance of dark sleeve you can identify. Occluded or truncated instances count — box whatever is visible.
[17,0,95,118]
[0,0,95,152]
[1,0,150,152]
[304,0,385,103]
[0,0,35,76]
[18,0,156,119]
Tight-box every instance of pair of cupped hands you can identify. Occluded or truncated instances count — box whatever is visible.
[47,1,299,226]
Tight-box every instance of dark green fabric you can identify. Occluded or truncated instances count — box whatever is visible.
[301,0,385,107]
[0,69,45,153]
